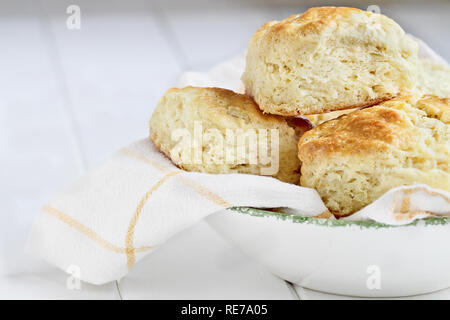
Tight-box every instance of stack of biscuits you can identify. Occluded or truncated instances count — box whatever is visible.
[150,7,450,217]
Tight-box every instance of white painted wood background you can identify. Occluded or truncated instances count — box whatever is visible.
[1,0,450,299]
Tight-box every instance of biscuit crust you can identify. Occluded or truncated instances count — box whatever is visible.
[150,87,307,183]
[242,6,419,116]
[298,95,450,215]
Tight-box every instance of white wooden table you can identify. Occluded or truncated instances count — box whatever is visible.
[1,0,450,299]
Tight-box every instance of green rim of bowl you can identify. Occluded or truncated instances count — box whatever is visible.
[229,207,450,229]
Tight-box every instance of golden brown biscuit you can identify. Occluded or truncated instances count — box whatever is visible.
[242,7,419,116]
[298,95,450,216]
[150,87,307,183]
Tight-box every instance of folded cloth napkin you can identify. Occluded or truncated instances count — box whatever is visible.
[27,139,327,284]
[27,37,450,285]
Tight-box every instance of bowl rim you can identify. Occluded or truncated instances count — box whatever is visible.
[229,207,450,229]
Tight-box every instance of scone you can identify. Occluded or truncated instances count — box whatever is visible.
[242,7,419,116]
[150,86,308,184]
[415,59,450,98]
[298,95,450,216]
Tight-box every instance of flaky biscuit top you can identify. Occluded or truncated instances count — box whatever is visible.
[298,95,450,173]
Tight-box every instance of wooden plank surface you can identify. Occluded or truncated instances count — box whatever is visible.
[0,1,118,299]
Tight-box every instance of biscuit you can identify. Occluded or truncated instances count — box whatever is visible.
[241,7,419,116]
[298,95,450,216]
[150,87,306,183]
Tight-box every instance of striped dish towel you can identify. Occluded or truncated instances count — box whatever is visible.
[27,139,326,284]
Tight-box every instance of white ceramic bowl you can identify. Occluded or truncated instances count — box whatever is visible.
[206,207,450,298]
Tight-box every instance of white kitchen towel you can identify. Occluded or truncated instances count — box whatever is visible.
[26,139,327,284]
[27,37,450,285]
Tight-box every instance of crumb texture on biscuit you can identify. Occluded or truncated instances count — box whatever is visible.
[298,95,450,216]
[150,86,303,183]
[415,59,450,98]
[242,6,419,115]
